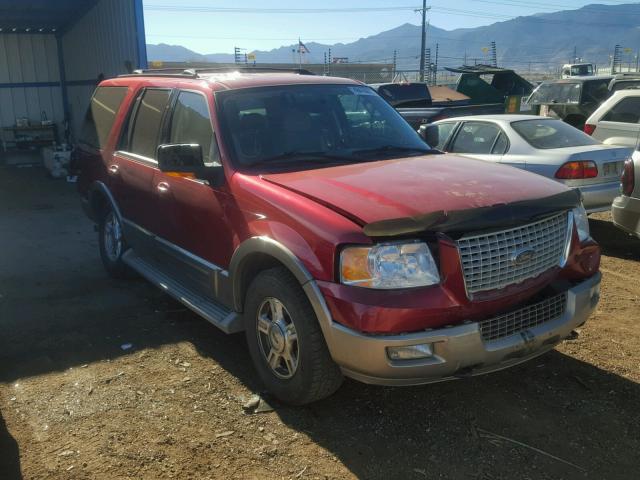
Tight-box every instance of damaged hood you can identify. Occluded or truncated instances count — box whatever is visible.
[263,155,578,236]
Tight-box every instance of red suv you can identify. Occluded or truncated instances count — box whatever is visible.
[75,68,601,405]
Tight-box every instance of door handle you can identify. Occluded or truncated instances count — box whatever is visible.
[108,164,119,175]
[156,181,170,193]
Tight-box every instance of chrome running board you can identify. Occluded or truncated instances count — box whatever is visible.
[123,250,243,334]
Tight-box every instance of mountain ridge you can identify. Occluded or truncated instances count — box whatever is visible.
[147,3,640,71]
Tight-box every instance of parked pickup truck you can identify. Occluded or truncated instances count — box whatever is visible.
[369,82,504,129]
[74,68,602,405]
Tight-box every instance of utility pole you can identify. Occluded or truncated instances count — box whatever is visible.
[573,46,577,63]
[434,43,439,85]
[417,0,431,82]
[392,49,397,77]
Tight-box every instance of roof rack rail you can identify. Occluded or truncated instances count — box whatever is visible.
[118,66,315,79]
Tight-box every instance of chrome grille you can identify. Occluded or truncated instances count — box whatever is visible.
[457,212,569,295]
[480,292,567,341]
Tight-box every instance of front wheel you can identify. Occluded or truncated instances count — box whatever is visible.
[98,209,131,278]
[244,267,343,405]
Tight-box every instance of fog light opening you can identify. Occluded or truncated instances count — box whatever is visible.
[387,343,433,361]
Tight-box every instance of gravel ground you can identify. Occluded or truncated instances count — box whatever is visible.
[0,167,639,480]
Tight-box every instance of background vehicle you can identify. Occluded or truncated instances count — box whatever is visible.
[612,148,640,238]
[585,89,640,148]
[527,76,613,129]
[561,63,595,78]
[608,73,640,93]
[76,69,601,405]
[369,82,504,129]
[422,115,631,212]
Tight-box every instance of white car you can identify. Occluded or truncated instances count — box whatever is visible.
[612,147,640,238]
[421,115,632,213]
[585,89,640,148]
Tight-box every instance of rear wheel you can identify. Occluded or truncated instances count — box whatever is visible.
[98,209,130,278]
[244,267,343,405]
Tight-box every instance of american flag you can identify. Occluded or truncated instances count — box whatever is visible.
[298,39,310,54]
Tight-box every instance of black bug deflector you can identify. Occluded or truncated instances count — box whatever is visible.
[362,189,581,238]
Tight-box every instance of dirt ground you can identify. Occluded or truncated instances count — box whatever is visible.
[1,166,639,480]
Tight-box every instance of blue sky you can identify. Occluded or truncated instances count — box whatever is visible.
[143,0,629,55]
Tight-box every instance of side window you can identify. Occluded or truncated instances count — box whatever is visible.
[169,91,220,165]
[128,89,172,159]
[450,122,501,154]
[424,123,456,150]
[492,131,509,154]
[602,97,640,124]
[80,86,128,149]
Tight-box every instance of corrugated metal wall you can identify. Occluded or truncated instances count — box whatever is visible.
[0,34,64,129]
[62,0,141,137]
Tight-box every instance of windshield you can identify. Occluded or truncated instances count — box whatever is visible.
[571,64,593,76]
[511,119,599,149]
[611,80,640,92]
[217,84,431,170]
[528,82,581,105]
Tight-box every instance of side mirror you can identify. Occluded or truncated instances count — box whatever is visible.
[156,143,226,187]
[157,143,204,172]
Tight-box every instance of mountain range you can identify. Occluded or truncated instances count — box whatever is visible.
[146,3,640,71]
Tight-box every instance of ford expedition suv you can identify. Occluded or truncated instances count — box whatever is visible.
[74,68,602,405]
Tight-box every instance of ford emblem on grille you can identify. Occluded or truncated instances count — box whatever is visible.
[511,248,536,266]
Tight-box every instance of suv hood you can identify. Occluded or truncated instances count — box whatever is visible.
[263,155,572,233]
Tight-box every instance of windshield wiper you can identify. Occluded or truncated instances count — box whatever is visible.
[252,150,355,166]
[351,145,433,157]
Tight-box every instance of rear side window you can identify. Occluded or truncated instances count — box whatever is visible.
[424,123,456,150]
[602,97,640,123]
[129,89,172,159]
[450,122,502,154]
[169,91,219,165]
[80,86,128,149]
[511,119,598,149]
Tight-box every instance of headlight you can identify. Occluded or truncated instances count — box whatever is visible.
[340,241,440,289]
[572,205,590,242]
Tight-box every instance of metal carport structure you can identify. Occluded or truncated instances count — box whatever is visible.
[0,0,147,153]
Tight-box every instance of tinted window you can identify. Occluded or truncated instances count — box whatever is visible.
[450,122,502,154]
[424,123,456,150]
[376,84,431,108]
[511,119,598,149]
[602,97,640,123]
[218,84,430,169]
[169,91,219,165]
[80,86,128,149]
[129,89,171,159]
[582,80,610,104]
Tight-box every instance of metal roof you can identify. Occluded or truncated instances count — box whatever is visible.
[0,0,99,32]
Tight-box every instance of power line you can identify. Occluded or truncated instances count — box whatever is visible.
[145,5,421,14]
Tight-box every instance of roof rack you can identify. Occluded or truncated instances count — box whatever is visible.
[118,66,315,78]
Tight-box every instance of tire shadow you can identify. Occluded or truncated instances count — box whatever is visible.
[0,409,22,480]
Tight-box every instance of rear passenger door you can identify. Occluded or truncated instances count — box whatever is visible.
[448,121,509,164]
[111,87,173,246]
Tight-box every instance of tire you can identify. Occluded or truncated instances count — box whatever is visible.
[244,267,343,405]
[98,208,131,279]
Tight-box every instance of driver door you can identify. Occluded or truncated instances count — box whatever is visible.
[152,90,232,297]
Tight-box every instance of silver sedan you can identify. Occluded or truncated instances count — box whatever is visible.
[421,115,632,213]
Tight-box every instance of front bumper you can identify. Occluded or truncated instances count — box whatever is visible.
[612,194,640,238]
[577,182,619,213]
[321,273,600,386]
